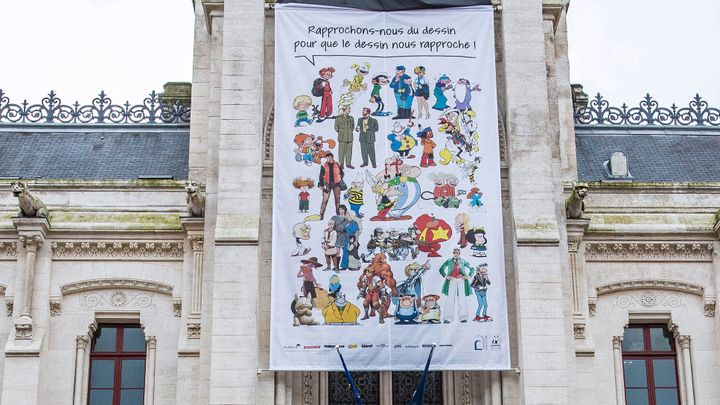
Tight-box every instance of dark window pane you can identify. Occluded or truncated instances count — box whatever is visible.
[122,328,146,352]
[328,371,380,405]
[623,360,647,388]
[120,389,144,405]
[391,371,443,405]
[93,327,117,352]
[121,359,145,388]
[625,389,649,405]
[622,328,644,352]
[655,388,679,405]
[89,389,114,405]
[90,360,115,389]
[652,359,677,387]
[649,327,672,352]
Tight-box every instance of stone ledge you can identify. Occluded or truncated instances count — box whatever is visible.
[60,279,174,296]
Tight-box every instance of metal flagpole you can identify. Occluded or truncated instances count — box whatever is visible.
[408,343,436,405]
[335,345,363,405]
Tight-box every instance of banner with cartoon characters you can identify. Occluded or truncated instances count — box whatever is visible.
[270,3,510,371]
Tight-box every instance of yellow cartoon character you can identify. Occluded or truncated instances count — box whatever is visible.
[343,62,371,93]
[322,293,361,325]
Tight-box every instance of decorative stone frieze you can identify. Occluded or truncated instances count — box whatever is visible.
[573,322,586,339]
[79,291,155,310]
[15,322,32,340]
[597,280,704,296]
[587,298,597,316]
[51,241,184,261]
[49,297,62,316]
[461,371,472,405]
[0,284,5,296]
[614,292,684,309]
[173,298,182,317]
[611,335,623,349]
[60,279,173,296]
[586,242,714,262]
[263,104,275,163]
[0,242,17,259]
[302,372,313,405]
[187,323,201,339]
[5,299,13,317]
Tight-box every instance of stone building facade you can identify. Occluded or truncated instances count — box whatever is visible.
[0,0,719,404]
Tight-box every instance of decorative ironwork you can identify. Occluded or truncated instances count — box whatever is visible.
[391,371,443,405]
[574,93,720,127]
[0,89,190,124]
[328,371,380,405]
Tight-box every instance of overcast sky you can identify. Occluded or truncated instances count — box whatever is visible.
[1,0,718,107]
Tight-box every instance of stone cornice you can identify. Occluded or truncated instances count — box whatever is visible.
[202,0,224,34]
[596,280,704,297]
[60,279,173,296]
[564,181,720,194]
[51,241,184,261]
[585,242,713,262]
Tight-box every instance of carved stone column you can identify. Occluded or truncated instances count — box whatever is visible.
[145,336,157,405]
[12,217,50,341]
[73,335,90,405]
[182,217,205,338]
[677,335,695,405]
[611,336,625,405]
[567,218,593,355]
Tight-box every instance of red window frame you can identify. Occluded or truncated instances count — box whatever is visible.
[88,324,146,405]
[622,324,681,405]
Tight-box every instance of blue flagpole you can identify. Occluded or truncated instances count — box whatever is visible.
[335,345,363,405]
[408,343,436,405]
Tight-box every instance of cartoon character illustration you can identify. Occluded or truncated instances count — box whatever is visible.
[369,74,391,116]
[417,126,436,167]
[419,294,441,324]
[346,234,361,271]
[334,105,355,168]
[465,227,487,257]
[291,294,320,326]
[387,121,417,158]
[293,95,315,127]
[356,107,379,168]
[292,177,315,212]
[296,257,322,306]
[322,219,340,271]
[318,153,344,220]
[344,173,365,218]
[432,74,452,110]
[328,274,342,298]
[438,109,478,162]
[343,62,371,93]
[291,221,312,256]
[461,157,482,185]
[357,254,398,323]
[421,173,461,208]
[322,293,361,325]
[362,227,418,262]
[293,133,336,166]
[394,295,419,324]
[366,157,422,221]
[414,214,453,257]
[396,260,430,307]
[438,248,475,323]
[453,78,481,112]
[390,65,415,119]
[455,213,470,249]
[471,263,492,322]
[413,66,431,119]
[312,67,335,121]
[466,187,485,211]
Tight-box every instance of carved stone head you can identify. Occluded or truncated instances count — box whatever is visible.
[573,182,589,199]
[11,181,27,197]
[185,180,201,195]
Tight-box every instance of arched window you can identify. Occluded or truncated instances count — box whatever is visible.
[88,324,146,405]
[622,324,680,405]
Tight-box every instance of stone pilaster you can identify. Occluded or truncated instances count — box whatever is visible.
[502,0,570,402]
[566,218,594,355]
[72,335,90,405]
[677,335,695,405]
[611,336,625,405]
[12,218,49,341]
[182,217,205,339]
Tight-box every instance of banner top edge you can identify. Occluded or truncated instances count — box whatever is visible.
[274,0,492,12]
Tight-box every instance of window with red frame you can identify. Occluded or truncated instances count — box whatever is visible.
[622,324,680,405]
[88,324,146,405]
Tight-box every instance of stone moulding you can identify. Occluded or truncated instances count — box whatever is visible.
[585,242,713,262]
[596,280,704,297]
[60,279,173,296]
[0,242,17,259]
[51,241,184,261]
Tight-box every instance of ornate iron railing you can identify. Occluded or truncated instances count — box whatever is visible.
[0,90,190,124]
[573,93,720,127]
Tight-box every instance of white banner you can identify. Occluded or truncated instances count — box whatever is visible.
[271,3,509,371]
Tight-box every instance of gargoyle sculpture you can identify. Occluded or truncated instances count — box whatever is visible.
[11,181,48,218]
[565,182,589,219]
[185,180,206,217]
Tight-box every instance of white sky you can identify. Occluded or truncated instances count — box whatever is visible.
[1,0,718,108]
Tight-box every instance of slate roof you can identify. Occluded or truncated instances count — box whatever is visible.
[575,128,720,182]
[0,128,189,180]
